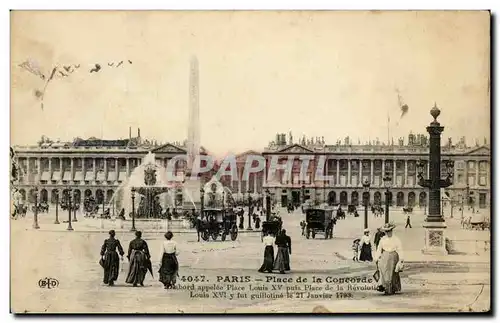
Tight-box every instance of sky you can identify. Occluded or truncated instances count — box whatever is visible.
[10,11,490,156]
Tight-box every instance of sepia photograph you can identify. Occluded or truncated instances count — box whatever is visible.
[9,10,491,314]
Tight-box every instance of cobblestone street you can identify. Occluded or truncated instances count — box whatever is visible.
[11,207,490,313]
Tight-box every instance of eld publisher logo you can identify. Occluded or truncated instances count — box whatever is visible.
[38,277,59,289]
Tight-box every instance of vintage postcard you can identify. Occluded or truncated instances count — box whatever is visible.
[10,10,490,314]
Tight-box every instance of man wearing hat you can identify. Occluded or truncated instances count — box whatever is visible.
[374,222,404,295]
[359,228,373,262]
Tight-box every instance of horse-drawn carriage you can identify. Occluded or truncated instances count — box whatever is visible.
[347,204,357,215]
[12,204,27,218]
[197,207,239,241]
[32,202,49,213]
[305,207,335,239]
[260,214,283,241]
[402,206,413,214]
[470,212,489,231]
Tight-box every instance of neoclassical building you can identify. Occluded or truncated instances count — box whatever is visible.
[13,133,490,210]
[12,135,213,207]
[262,135,490,209]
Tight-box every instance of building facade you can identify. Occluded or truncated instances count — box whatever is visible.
[13,134,490,210]
[262,139,490,209]
[12,137,213,207]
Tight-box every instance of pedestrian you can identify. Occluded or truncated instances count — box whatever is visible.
[273,229,291,274]
[100,230,125,286]
[258,233,275,273]
[158,231,179,289]
[374,222,404,295]
[359,229,373,262]
[255,216,261,229]
[352,238,360,261]
[300,220,306,236]
[405,213,412,228]
[125,231,151,287]
[374,227,385,250]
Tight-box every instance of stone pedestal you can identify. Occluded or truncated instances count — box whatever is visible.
[422,222,448,255]
[182,178,201,211]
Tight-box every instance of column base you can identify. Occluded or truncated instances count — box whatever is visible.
[422,221,448,255]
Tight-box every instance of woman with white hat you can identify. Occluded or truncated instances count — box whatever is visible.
[359,228,373,262]
[374,222,403,295]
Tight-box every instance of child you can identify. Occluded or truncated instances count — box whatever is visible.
[352,238,360,261]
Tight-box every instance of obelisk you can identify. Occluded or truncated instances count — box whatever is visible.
[183,56,202,210]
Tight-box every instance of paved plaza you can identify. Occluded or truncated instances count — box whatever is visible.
[10,207,490,313]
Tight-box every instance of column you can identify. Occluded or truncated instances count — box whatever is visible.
[238,167,242,194]
[93,158,97,182]
[404,159,408,187]
[104,158,108,181]
[26,157,30,184]
[253,175,257,193]
[358,159,362,185]
[263,159,267,188]
[48,158,52,177]
[393,159,397,184]
[324,158,329,187]
[81,157,85,175]
[347,159,351,186]
[475,160,479,186]
[336,160,340,186]
[381,160,385,187]
[115,158,119,182]
[59,157,63,182]
[370,159,374,184]
[70,158,74,183]
[126,158,130,176]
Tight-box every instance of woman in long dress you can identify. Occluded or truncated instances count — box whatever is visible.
[258,233,275,273]
[374,222,403,295]
[125,231,150,287]
[159,231,179,289]
[100,230,125,286]
[359,229,373,262]
[273,229,291,274]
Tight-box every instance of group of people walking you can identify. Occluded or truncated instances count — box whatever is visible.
[351,222,404,295]
[258,229,292,274]
[99,230,179,289]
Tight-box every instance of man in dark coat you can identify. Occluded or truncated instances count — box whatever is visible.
[374,227,385,249]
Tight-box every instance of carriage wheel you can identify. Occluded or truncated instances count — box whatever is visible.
[201,231,209,241]
[221,234,226,241]
[231,226,238,241]
[312,231,316,239]
[211,232,218,241]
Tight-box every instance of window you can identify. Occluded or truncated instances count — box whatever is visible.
[457,174,464,184]
[479,176,487,186]
[468,161,475,169]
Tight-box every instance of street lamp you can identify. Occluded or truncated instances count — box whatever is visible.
[362,178,370,229]
[73,191,78,222]
[32,187,40,229]
[417,103,453,254]
[383,172,392,224]
[131,187,136,232]
[247,190,253,230]
[200,187,205,215]
[66,189,73,231]
[54,189,60,224]
[265,189,271,222]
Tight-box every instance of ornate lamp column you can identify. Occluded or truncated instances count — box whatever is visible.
[73,191,78,222]
[200,188,205,215]
[383,172,392,224]
[265,189,271,222]
[131,187,136,232]
[66,189,73,231]
[247,190,253,230]
[362,179,370,229]
[417,103,453,255]
[54,189,60,224]
[32,187,40,229]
